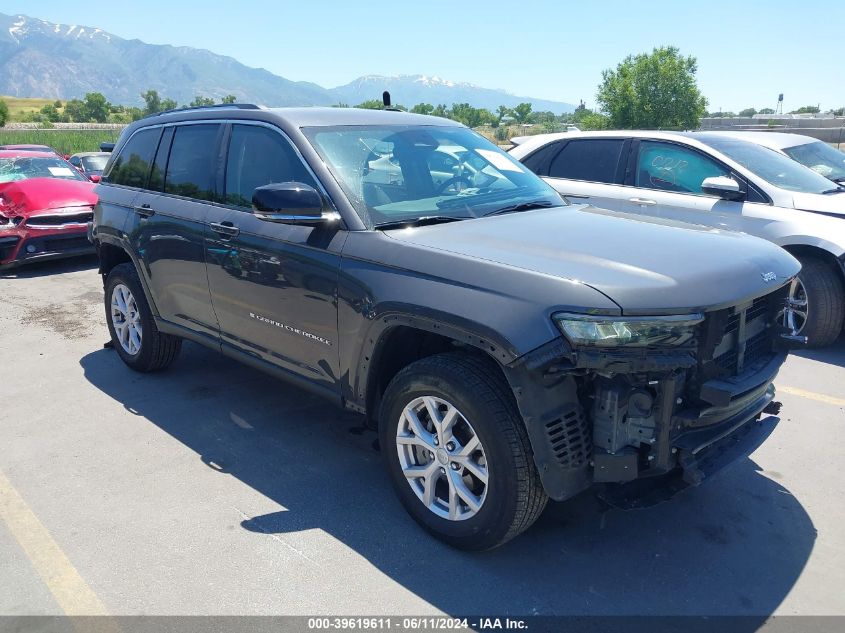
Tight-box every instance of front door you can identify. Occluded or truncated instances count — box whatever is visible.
[204,123,344,390]
[618,139,774,236]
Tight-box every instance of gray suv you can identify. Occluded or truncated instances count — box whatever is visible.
[90,104,800,549]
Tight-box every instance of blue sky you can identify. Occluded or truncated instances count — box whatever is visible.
[4,0,843,112]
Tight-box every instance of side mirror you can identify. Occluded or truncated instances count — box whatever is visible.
[701,176,744,201]
[252,182,336,225]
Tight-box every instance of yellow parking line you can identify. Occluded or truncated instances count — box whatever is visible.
[0,468,109,616]
[780,385,845,408]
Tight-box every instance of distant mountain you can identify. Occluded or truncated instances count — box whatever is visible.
[333,75,575,114]
[0,12,575,114]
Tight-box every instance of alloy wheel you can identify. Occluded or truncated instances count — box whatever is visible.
[782,276,808,335]
[111,283,142,355]
[396,396,489,521]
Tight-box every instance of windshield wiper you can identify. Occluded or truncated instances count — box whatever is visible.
[832,176,845,183]
[374,215,471,230]
[482,200,557,217]
[821,186,845,194]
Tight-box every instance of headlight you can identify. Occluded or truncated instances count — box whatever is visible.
[553,312,704,347]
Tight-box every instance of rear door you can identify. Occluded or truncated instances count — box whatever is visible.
[125,122,224,339]
[204,122,344,390]
[530,137,632,211]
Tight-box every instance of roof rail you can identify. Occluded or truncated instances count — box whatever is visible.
[143,103,261,119]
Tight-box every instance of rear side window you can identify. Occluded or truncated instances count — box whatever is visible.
[164,124,221,201]
[224,124,317,208]
[547,139,625,183]
[107,128,162,188]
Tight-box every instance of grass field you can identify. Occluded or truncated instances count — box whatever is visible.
[1,96,61,121]
[0,129,122,155]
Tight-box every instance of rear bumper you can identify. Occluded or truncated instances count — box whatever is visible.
[0,228,94,270]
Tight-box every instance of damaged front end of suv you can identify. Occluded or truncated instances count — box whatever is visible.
[506,282,798,506]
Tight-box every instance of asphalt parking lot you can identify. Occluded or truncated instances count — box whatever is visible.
[1,256,844,618]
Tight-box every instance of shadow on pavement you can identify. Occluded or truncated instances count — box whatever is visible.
[791,334,845,368]
[80,342,817,619]
[0,254,98,280]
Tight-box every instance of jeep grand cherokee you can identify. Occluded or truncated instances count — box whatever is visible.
[90,104,800,550]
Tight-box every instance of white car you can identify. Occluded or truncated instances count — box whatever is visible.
[700,131,845,183]
[509,131,845,346]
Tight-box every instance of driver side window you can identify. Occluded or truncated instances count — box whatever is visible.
[224,124,317,209]
[635,141,727,195]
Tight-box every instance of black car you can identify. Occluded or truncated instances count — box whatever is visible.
[90,104,801,549]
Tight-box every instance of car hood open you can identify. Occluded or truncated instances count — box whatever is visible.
[385,205,801,314]
[0,178,97,217]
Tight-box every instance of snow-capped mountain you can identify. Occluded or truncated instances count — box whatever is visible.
[333,75,574,114]
[0,13,574,113]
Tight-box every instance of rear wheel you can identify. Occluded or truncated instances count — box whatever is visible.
[379,353,547,550]
[104,263,182,371]
[785,257,844,348]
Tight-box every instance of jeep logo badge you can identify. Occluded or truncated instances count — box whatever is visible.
[761,271,777,283]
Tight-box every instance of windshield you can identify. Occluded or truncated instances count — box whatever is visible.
[81,155,109,172]
[0,156,86,184]
[783,141,845,182]
[303,125,563,226]
[702,137,840,194]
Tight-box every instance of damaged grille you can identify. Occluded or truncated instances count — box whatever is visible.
[696,287,787,386]
[544,407,591,468]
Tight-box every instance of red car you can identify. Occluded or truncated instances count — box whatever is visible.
[0,150,97,270]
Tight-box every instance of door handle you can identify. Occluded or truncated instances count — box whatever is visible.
[628,197,657,206]
[133,203,155,217]
[210,221,240,237]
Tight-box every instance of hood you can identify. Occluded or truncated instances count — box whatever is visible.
[791,191,845,217]
[385,205,801,314]
[0,178,97,217]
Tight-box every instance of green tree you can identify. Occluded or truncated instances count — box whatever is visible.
[84,92,110,122]
[355,99,384,110]
[189,95,215,107]
[160,98,178,111]
[431,104,449,118]
[411,103,434,115]
[833,107,844,116]
[739,108,757,117]
[596,46,707,129]
[573,107,609,130]
[53,99,63,109]
[511,102,534,125]
[758,108,775,115]
[39,104,64,123]
[64,99,88,122]
[0,99,8,127]
[449,103,493,128]
[221,94,237,104]
[141,90,162,115]
[496,105,512,126]
[790,105,820,114]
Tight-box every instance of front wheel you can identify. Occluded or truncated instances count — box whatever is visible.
[379,353,548,550]
[785,257,845,348]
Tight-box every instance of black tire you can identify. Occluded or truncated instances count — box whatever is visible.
[104,262,182,372]
[379,352,548,550]
[796,256,845,348]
